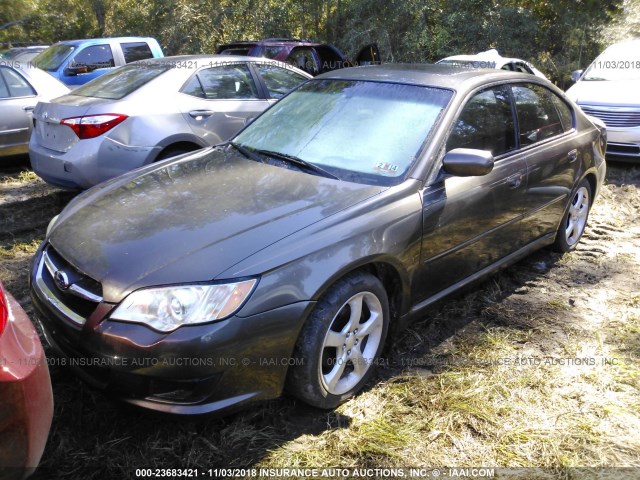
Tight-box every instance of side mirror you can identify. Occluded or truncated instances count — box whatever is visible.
[571,69,583,83]
[442,148,494,177]
[64,65,89,76]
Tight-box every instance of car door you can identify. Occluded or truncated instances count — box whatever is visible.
[0,67,37,156]
[355,43,381,66]
[511,83,581,240]
[287,47,320,75]
[414,85,528,303]
[179,63,270,146]
[250,63,310,104]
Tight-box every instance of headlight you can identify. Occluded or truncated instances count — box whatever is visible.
[110,280,257,332]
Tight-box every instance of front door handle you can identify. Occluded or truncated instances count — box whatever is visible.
[189,110,215,119]
[507,172,524,189]
[567,149,578,162]
[23,105,35,112]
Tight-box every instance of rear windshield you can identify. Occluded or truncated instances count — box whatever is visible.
[32,44,75,71]
[71,63,170,99]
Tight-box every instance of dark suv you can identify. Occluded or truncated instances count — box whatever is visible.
[217,38,380,76]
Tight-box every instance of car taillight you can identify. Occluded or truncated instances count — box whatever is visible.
[0,281,8,337]
[61,114,128,139]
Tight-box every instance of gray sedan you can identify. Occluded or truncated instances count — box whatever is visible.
[0,64,68,158]
[31,65,606,414]
[29,55,311,189]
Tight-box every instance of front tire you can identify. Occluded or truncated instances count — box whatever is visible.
[288,272,390,409]
[552,179,592,252]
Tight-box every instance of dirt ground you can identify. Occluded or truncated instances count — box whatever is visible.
[1,158,638,479]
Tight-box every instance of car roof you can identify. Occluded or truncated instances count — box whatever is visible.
[438,49,533,67]
[315,63,542,89]
[220,38,321,47]
[129,54,314,77]
[56,37,156,46]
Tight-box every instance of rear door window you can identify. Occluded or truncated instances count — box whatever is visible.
[512,84,565,146]
[182,64,259,100]
[121,42,154,63]
[71,44,115,71]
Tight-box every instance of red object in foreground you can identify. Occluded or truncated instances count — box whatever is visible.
[0,281,53,479]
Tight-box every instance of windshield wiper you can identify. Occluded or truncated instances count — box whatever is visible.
[228,141,265,164]
[252,149,340,180]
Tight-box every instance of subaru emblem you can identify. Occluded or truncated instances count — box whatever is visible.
[54,270,70,291]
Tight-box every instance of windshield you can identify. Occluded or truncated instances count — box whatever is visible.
[582,42,640,81]
[71,63,171,99]
[31,44,75,71]
[234,80,452,186]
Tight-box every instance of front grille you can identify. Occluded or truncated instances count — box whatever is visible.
[34,244,103,325]
[580,104,640,128]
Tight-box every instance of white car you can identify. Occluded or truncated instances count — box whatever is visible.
[436,49,547,79]
[0,64,69,158]
[566,39,640,162]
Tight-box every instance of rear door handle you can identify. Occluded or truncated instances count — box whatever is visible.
[567,149,578,162]
[189,110,215,118]
[23,105,35,112]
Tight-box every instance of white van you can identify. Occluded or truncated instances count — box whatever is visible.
[566,39,640,161]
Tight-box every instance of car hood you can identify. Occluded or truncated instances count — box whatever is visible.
[48,148,386,303]
[566,80,640,106]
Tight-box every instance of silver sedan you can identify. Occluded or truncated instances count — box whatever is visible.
[0,64,68,158]
[30,55,312,189]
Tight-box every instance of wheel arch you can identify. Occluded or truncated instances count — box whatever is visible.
[150,135,208,163]
[312,257,411,328]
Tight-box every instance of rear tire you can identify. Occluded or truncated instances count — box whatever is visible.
[552,179,592,252]
[287,272,389,409]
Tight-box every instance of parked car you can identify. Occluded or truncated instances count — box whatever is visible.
[0,280,53,478]
[30,64,605,414]
[31,37,163,87]
[566,39,640,161]
[0,45,49,63]
[217,38,380,76]
[30,55,312,189]
[0,64,69,159]
[437,49,547,79]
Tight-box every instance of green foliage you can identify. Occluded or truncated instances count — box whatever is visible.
[0,0,631,84]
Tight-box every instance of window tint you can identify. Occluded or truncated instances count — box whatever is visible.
[446,85,516,156]
[512,84,564,146]
[254,63,307,98]
[121,42,153,63]
[183,64,259,100]
[550,94,574,132]
[71,44,115,70]
[0,67,35,98]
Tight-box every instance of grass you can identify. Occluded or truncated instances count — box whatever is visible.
[0,164,638,479]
